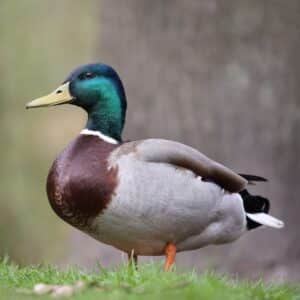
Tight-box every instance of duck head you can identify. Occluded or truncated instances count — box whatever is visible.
[26,63,127,142]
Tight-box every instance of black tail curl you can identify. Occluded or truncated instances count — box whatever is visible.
[240,189,270,230]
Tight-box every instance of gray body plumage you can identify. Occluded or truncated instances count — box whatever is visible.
[90,138,247,255]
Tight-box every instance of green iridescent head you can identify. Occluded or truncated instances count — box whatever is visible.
[26,63,127,142]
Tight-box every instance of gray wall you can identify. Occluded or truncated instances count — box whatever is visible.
[68,0,300,281]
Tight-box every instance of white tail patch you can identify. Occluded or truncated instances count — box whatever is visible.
[246,213,284,229]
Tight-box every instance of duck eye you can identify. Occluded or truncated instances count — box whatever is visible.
[79,72,95,80]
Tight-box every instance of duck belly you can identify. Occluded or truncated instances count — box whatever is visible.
[90,157,246,255]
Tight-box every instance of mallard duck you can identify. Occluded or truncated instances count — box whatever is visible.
[26,63,284,270]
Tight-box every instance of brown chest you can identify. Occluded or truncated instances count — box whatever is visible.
[46,135,119,230]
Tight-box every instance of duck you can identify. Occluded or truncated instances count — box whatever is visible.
[26,63,284,270]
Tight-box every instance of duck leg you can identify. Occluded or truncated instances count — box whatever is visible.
[164,243,176,271]
[128,250,138,269]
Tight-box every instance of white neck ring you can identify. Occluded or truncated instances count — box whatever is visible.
[80,129,119,144]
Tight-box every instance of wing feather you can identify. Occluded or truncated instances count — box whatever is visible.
[133,139,247,193]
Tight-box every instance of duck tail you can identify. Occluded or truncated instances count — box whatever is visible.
[240,189,284,230]
[238,173,268,184]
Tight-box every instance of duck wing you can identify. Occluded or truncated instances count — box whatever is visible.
[113,139,247,193]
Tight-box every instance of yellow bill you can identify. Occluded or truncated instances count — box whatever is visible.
[26,82,73,109]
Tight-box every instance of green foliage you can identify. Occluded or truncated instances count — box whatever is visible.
[0,258,298,300]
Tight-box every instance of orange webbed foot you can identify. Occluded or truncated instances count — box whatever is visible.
[164,243,176,271]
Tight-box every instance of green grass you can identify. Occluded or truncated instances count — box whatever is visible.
[0,258,298,300]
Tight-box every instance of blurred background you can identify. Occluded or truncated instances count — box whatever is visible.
[0,0,299,282]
